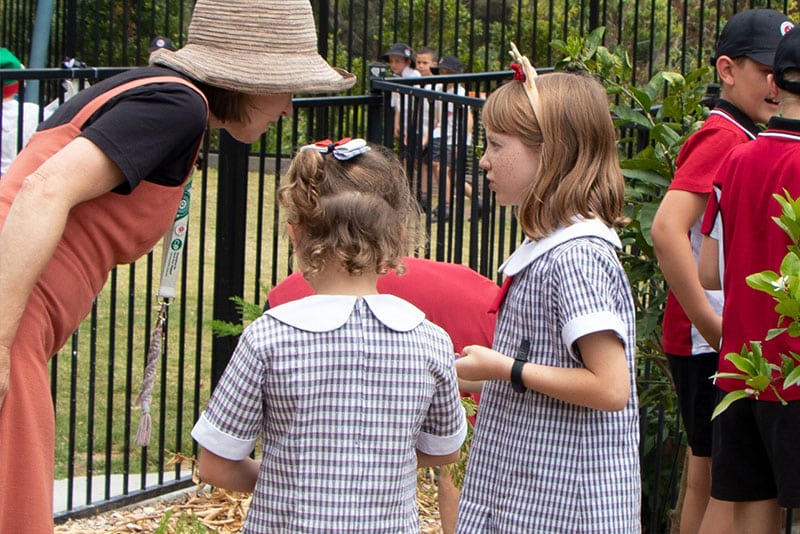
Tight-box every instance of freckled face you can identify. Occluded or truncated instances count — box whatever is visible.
[216,93,293,144]
[479,127,540,206]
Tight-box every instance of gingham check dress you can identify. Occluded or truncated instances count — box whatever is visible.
[192,294,467,533]
[457,220,641,533]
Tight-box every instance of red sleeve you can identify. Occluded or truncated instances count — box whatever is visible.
[700,151,738,236]
[670,126,748,194]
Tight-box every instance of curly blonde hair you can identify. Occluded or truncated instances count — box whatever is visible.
[482,71,625,240]
[277,143,422,279]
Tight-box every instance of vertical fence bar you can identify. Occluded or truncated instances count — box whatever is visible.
[104,269,117,499]
[192,133,212,461]
[211,131,249,388]
[85,304,97,505]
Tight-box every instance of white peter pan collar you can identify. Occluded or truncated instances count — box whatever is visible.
[500,218,622,276]
[266,294,425,332]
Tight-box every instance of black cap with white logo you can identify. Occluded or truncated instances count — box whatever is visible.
[713,9,794,67]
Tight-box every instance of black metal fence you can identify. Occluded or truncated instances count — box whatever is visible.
[3,1,799,91]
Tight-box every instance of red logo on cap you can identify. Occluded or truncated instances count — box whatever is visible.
[781,21,795,36]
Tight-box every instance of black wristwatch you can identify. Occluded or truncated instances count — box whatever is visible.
[511,339,530,393]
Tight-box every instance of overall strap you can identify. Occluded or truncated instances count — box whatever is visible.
[68,75,208,129]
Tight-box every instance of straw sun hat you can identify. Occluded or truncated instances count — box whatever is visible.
[150,0,356,94]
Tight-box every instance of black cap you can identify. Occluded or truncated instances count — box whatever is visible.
[713,9,794,67]
[430,55,462,74]
[774,28,800,94]
[148,36,175,53]
[381,43,415,69]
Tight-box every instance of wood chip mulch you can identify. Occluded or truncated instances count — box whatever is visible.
[54,463,444,533]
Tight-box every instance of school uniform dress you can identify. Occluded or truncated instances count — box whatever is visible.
[0,68,206,533]
[456,219,641,533]
[192,294,467,533]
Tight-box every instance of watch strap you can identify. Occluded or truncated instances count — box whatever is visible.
[511,339,530,393]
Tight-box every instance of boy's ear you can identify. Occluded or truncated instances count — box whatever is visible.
[716,55,737,87]
[767,73,779,101]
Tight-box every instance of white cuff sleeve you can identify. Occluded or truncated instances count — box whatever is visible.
[416,412,468,456]
[191,412,257,461]
[562,311,626,364]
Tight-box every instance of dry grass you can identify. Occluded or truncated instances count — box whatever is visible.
[55,471,444,533]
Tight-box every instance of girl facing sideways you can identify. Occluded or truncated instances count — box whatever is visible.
[455,50,641,533]
[191,139,467,533]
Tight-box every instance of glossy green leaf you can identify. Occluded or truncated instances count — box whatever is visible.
[784,365,800,389]
[767,328,788,340]
[745,375,770,392]
[725,353,757,375]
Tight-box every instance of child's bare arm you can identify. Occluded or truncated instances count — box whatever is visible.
[394,109,401,137]
[457,376,483,393]
[457,331,630,412]
[197,447,259,493]
[416,448,460,468]
[652,189,722,348]
[698,235,722,291]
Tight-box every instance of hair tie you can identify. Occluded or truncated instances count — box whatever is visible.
[510,63,526,82]
[508,42,542,123]
[300,137,370,160]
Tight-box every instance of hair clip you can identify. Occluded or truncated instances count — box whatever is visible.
[300,137,370,161]
[508,42,542,122]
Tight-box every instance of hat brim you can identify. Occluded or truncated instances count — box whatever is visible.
[713,50,778,68]
[745,51,777,67]
[150,45,356,94]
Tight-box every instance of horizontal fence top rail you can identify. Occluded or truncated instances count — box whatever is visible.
[0,66,131,82]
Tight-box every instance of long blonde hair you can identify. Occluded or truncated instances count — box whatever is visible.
[482,71,625,240]
[277,143,421,278]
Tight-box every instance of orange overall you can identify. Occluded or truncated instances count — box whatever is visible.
[0,76,205,532]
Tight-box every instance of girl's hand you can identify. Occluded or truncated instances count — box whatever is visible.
[456,345,512,382]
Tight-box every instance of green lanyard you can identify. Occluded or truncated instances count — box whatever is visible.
[135,179,192,447]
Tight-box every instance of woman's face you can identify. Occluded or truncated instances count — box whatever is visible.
[212,93,293,144]
[479,127,540,206]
